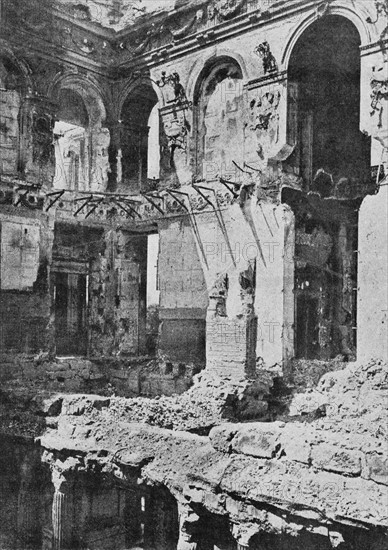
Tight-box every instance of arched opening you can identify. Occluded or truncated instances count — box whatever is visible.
[120,83,159,192]
[287,15,370,192]
[194,57,244,182]
[284,16,371,362]
[0,55,24,176]
[53,88,89,191]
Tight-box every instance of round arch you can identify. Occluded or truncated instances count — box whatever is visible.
[186,49,248,103]
[281,4,371,71]
[0,41,33,94]
[48,73,107,127]
[118,75,163,116]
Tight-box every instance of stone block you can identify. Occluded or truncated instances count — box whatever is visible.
[33,395,63,416]
[111,369,128,380]
[56,370,73,380]
[50,362,71,372]
[279,423,313,464]
[89,372,105,380]
[209,424,239,453]
[69,359,94,371]
[364,453,388,485]
[231,422,283,458]
[311,444,362,475]
[62,395,110,415]
[185,487,204,504]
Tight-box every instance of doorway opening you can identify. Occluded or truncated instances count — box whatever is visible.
[54,271,88,357]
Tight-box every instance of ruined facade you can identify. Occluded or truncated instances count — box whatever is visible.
[0,0,387,548]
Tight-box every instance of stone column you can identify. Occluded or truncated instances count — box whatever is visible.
[17,461,41,543]
[358,55,388,362]
[51,470,73,550]
[177,502,199,550]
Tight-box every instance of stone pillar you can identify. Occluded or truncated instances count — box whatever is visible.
[177,503,199,550]
[17,461,41,543]
[51,470,73,550]
[358,55,388,363]
[106,120,121,191]
[357,180,388,362]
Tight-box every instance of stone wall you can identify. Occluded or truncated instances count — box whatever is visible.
[358,182,388,362]
[0,89,20,174]
[0,211,53,356]
[0,355,197,398]
[35,359,387,549]
[158,216,208,363]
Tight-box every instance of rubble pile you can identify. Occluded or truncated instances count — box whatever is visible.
[38,360,388,546]
[60,370,273,433]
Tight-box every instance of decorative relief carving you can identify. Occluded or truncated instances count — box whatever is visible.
[367,1,388,41]
[163,112,190,167]
[170,10,204,40]
[91,128,111,188]
[254,41,277,74]
[250,91,281,131]
[249,90,281,158]
[156,72,189,104]
[370,66,388,129]
[209,273,229,317]
[239,260,256,314]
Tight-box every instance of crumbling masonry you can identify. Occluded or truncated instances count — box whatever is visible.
[0,0,387,549]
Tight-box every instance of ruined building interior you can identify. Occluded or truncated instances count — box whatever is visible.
[0,0,387,548]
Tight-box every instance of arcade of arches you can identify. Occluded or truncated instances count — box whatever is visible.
[0,1,387,549]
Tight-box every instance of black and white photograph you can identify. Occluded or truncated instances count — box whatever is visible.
[0,0,387,548]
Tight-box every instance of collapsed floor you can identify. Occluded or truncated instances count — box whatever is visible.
[0,358,387,549]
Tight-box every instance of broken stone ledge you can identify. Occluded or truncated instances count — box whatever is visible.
[36,359,388,537]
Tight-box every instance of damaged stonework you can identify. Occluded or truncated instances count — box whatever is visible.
[0,0,387,545]
[36,359,387,549]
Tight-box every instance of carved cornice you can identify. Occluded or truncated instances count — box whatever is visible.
[115,0,333,70]
[1,0,380,77]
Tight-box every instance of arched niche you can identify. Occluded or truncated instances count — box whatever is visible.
[283,15,371,362]
[50,76,110,191]
[193,56,244,182]
[119,82,160,193]
[286,14,370,194]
